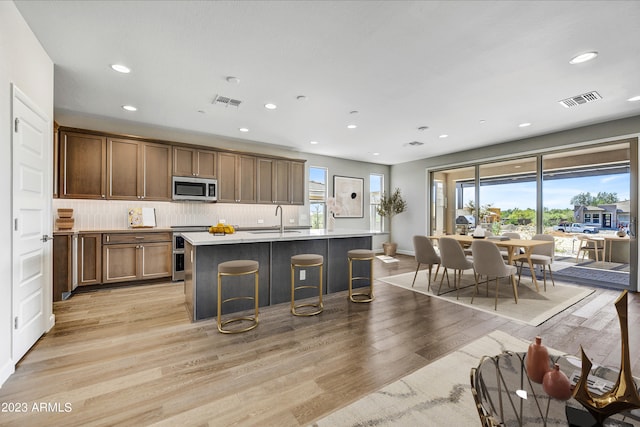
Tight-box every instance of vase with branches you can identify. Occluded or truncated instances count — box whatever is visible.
[376,188,407,256]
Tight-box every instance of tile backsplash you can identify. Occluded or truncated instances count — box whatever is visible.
[52,199,308,230]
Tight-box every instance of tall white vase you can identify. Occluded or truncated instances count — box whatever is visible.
[327,215,335,231]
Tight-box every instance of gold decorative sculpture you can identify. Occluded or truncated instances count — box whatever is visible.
[572,290,640,425]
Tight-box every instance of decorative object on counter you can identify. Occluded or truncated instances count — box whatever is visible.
[56,208,74,229]
[376,188,407,256]
[472,225,486,238]
[128,207,156,228]
[572,290,640,425]
[209,223,235,235]
[526,336,550,384]
[542,363,573,400]
[333,175,364,218]
[326,197,342,232]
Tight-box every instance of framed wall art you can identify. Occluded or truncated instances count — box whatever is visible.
[333,175,364,218]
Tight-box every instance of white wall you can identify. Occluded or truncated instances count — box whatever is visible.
[390,115,640,291]
[0,2,54,386]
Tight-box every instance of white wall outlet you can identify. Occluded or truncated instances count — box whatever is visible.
[257,219,264,224]
[289,218,295,223]
[300,270,306,280]
[219,219,226,224]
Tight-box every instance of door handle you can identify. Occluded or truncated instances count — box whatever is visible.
[41,234,54,242]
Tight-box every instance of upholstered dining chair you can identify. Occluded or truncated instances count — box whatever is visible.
[500,232,521,261]
[411,235,441,291]
[471,239,518,310]
[438,237,474,299]
[518,234,555,291]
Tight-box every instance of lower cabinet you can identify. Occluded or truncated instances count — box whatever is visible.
[102,232,172,284]
[78,233,102,286]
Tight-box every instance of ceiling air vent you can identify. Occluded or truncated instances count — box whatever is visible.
[558,91,602,108]
[212,95,242,108]
[408,141,424,146]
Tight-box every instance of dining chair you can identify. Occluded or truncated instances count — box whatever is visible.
[411,235,441,291]
[576,235,605,263]
[470,239,518,310]
[438,237,474,299]
[518,234,555,291]
[500,232,521,261]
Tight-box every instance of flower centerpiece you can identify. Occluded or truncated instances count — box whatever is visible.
[326,197,342,231]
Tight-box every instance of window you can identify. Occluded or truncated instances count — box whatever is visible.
[584,213,592,223]
[370,174,383,231]
[309,166,327,229]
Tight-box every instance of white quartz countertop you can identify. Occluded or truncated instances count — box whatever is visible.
[182,229,385,246]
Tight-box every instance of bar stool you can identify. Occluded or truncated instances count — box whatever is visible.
[348,249,375,303]
[217,260,259,334]
[290,254,324,316]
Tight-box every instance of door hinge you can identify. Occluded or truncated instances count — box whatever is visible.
[14,118,19,132]
[14,317,18,329]
[14,218,18,231]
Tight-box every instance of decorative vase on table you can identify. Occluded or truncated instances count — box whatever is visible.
[327,215,335,232]
[526,336,550,384]
[543,363,573,400]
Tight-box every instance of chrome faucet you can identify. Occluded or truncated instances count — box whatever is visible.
[275,204,284,233]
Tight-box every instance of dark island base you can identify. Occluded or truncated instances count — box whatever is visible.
[185,236,372,321]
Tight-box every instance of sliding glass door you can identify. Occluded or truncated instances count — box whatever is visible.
[428,139,637,291]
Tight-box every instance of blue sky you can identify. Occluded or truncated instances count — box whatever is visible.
[471,173,630,210]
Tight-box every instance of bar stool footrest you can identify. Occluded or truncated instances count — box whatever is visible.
[218,316,259,334]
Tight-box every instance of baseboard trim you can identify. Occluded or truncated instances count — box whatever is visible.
[0,358,15,388]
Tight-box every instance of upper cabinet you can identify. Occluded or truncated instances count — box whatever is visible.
[56,127,305,204]
[59,130,107,199]
[173,147,217,179]
[108,138,172,201]
[257,158,305,205]
[218,152,256,203]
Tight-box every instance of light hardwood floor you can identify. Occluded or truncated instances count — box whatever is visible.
[1,255,638,426]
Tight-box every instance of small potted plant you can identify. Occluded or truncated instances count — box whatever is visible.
[377,188,407,256]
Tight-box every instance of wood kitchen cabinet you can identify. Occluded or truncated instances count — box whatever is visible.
[102,232,172,284]
[257,158,305,205]
[53,231,77,301]
[78,233,102,286]
[59,131,107,199]
[108,138,172,201]
[173,146,217,178]
[218,152,256,203]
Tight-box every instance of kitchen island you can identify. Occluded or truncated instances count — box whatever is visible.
[182,229,377,321]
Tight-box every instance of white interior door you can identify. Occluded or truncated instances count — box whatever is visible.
[12,85,51,362]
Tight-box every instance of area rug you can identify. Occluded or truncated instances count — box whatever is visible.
[312,331,535,427]
[377,271,594,326]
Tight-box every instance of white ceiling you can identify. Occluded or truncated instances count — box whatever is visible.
[15,0,640,165]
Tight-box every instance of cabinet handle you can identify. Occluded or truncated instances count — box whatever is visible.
[102,195,105,198]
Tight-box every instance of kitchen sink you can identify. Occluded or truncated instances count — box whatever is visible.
[249,230,301,234]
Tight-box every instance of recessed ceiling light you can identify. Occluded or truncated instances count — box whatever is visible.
[372,152,380,156]
[111,64,130,73]
[350,110,359,115]
[122,105,137,111]
[264,103,277,110]
[347,124,357,129]
[417,126,429,131]
[297,95,307,101]
[226,76,240,84]
[439,134,448,138]
[479,120,486,124]
[569,51,598,64]
[310,140,319,145]
[197,110,206,114]
[518,122,531,128]
[628,95,640,102]
[239,127,249,132]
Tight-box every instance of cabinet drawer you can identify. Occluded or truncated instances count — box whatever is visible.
[103,232,172,244]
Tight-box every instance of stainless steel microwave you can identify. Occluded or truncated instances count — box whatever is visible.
[172,176,217,202]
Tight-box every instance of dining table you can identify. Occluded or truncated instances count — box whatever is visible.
[430,234,553,292]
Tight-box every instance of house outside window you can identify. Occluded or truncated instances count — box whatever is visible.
[370,173,383,231]
[309,167,327,229]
